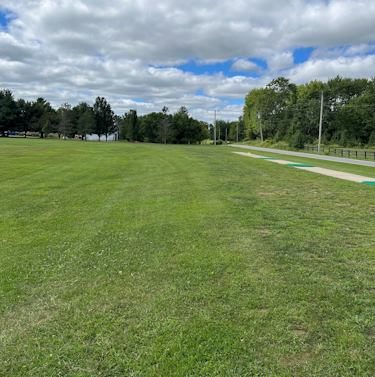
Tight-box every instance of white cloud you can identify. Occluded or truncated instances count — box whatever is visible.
[0,0,374,119]
[287,55,375,83]
[267,52,294,72]
[231,59,261,72]
[311,44,375,60]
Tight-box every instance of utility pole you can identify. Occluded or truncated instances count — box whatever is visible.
[257,112,263,142]
[162,106,168,144]
[236,122,239,143]
[318,91,324,153]
[225,127,228,144]
[213,110,217,145]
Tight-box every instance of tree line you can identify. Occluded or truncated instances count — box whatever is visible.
[0,89,250,144]
[119,106,210,144]
[244,76,375,148]
[0,92,115,141]
[0,90,224,144]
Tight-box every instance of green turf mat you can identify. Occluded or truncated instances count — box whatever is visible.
[362,181,375,186]
[287,163,314,167]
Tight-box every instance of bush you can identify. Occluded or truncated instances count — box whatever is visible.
[368,131,375,147]
[272,141,290,150]
[289,130,306,149]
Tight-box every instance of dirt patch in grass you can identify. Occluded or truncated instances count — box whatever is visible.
[279,351,314,368]
[291,327,308,337]
[0,297,58,344]
[256,228,272,237]
[257,190,290,198]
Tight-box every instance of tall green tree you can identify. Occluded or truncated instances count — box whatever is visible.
[30,98,53,138]
[325,76,369,145]
[93,97,114,141]
[170,107,208,144]
[57,103,74,139]
[0,89,17,136]
[121,109,139,141]
[73,102,95,140]
[138,111,167,143]
[15,99,33,138]
[289,80,324,146]
[41,111,58,137]
[77,109,95,140]
[228,117,245,142]
[243,76,374,147]
[170,106,190,144]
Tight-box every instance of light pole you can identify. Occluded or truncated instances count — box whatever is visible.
[318,91,324,153]
[257,112,263,142]
[214,110,217,145]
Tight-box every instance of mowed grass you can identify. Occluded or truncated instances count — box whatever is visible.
[1,139,374,376]
[230,147,375,179]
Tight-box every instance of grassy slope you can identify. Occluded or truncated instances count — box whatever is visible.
[0,139,374,376]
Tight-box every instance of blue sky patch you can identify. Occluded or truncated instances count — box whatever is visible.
[95,52,106,63]
[195,89,206,96]
[293,47,314,64]
[224,98,244,105]
[133,97,145,103]
[247,57,268,70]
[0,8,15,31]
[178,58,265,78]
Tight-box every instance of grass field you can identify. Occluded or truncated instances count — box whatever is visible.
[231,147,375,179]
[1,139,374,376]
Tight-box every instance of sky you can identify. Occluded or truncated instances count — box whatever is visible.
[0,0,375,122]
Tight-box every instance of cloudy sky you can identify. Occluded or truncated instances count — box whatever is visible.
[1,0,375,121]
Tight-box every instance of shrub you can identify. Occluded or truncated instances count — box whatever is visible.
[289,130,306,149]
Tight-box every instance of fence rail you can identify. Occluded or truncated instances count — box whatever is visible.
[304,145,375,160]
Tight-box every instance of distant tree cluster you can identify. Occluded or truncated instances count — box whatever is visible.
[209,117,245,144]
[244,76,375,148]
[0,91,114,141]
[0,91,212,144]
[119,106,209,144]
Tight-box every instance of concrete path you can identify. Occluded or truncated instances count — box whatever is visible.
[230,145,375,168]
[233,151,375,185]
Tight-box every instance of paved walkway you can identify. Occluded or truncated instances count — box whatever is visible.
[233,151,375,185]
[230,145,375,168]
